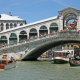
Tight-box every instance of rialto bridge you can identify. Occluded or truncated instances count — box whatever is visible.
[0,7,80,45]
[0,32,80,60]
[0,7,80,60]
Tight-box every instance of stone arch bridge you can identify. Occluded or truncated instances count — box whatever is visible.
[0,32,80,61]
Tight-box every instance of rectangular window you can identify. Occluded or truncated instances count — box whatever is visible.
[71,45,73,49]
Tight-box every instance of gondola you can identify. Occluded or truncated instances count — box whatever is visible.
[69,60,80,66]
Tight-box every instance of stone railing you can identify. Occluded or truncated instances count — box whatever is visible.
[0,32,79,50]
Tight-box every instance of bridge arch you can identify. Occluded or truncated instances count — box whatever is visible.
[39,25,48,36]
[19,30,27,41]
[29,28,37,39]
[9,33,17,44]
[22,39,80,61]
[50,22,58,33]
[63,11,77,30]
[62,10,78,17]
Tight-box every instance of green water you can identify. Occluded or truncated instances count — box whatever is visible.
[0,61,80,80]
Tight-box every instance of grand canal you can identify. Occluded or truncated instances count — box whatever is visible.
[0,60,80,80]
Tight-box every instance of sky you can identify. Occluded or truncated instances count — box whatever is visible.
[0,0,80,24]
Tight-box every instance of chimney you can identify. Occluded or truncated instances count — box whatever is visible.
[9,12,12,16]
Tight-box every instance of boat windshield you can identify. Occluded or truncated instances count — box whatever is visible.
[54,52,69,57]
[0,61,6,64]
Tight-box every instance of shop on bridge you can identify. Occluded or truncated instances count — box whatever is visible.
[29,28,37,39]
[9,33,17,44]
[0,36,7,46]
[19,31,27,41]
[49,23,58,33]
[39,26,48,36]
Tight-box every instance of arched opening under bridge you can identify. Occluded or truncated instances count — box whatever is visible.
[22,40,80,61]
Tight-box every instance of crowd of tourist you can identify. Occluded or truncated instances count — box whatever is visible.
[0,28,80,48]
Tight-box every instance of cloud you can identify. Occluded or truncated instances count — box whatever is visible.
[52,0,69,7]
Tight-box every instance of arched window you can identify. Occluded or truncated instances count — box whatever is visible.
[10,33,17,38]
[30,28,37,33]
[6,23,9,29]
[14,23,17,27]
[50,23,58,27]
[20,23,23,26]
[40,26,47,29]
[10,23,13,28]
[20,31,27,34]
[1,23,3,31]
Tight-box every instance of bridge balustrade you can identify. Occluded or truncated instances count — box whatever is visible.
[0,32,79,50]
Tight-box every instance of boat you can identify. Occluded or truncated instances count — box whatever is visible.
[0,54,16,70]
[0,59,16,70]
[69,59,80,66]
[52,51,70,64]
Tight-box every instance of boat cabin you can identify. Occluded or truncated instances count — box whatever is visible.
[0,60,13,65]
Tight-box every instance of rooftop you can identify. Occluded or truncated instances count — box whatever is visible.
[0,14,24,20]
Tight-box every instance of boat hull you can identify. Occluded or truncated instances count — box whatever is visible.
[5,62,16,69]
[53,57,69,64]
[0,62,16,70]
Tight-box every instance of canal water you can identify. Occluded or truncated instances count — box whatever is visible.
[0,61,80,80]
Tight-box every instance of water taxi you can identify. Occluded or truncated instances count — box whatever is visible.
[0,54,16,70]
[0,60,16,70]
[52,51,70,64]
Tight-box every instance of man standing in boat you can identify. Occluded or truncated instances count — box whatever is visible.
[68,53,71,61]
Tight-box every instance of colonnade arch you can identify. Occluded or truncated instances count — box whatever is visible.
[29,28,37,38]
[0,36,7,45]
[9,33,17,44]
[50,23,58,33]
[39,25,48,36]
[19,31,27,41]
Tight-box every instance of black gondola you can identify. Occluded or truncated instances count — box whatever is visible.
[69,60,80,66]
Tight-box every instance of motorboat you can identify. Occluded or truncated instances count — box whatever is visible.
[0,54,16,70]
[0,59,16,70]
[52,51,70,64]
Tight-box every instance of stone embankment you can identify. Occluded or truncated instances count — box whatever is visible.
[0,53,21,61]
